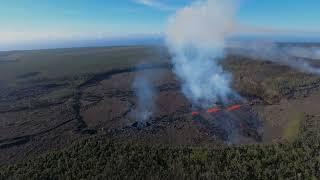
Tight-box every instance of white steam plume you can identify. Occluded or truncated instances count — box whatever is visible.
[133,75,155,125]
[229,41,320,74]
[165,0,238,108]
[285,46,320,60]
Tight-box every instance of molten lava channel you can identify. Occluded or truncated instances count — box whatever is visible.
[191,104,242,116]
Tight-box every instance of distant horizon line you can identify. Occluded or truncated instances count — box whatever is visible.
[1,34,320,52]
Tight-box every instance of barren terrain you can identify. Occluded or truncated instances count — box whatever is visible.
[0,45,320,165]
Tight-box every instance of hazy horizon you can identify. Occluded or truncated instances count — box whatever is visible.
[2,34,320,52]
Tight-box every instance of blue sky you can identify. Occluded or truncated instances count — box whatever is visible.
[1,0,320,50]
[238,0,320,31]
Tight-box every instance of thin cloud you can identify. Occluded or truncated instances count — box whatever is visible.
[133,0,175,11]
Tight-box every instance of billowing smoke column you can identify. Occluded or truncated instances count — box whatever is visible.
[133,75,155,125]
[165,0,237,108]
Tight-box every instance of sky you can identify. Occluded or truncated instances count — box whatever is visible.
[1,0,320,50]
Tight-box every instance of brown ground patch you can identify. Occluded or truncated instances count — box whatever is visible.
[254,91,320,143]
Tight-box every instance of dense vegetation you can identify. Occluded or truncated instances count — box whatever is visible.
[1,116,319,179]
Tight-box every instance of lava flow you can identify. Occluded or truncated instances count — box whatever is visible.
[191,104,242,116]
[226,105,242,111]
[191,111,200,116]
[207,107,221,113]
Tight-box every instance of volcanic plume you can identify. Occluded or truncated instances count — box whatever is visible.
[132,75,155,126]
[162,0,264,143]
[165,0,238,108]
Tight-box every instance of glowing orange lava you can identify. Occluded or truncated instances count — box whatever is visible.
[227,105,241,111]
[207,107,221,113]
[191,104,242,116]
[191,111,200,116]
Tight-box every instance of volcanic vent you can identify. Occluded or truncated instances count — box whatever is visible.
[78,66,263,144]
[191,102,262,142]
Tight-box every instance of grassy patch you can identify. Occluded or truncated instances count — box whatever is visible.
[283,113,305,142]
